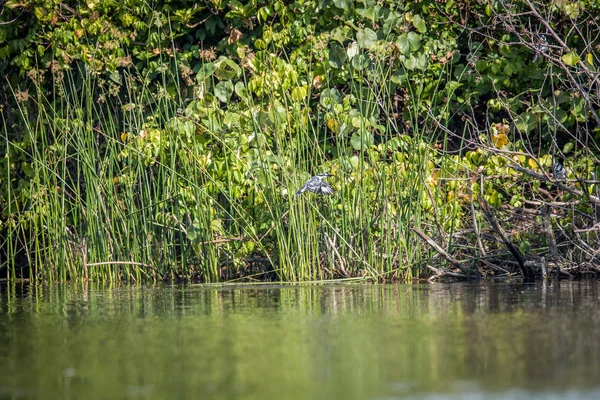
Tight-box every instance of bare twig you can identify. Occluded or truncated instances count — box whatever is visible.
[509,163,600,205]
[412,227,472,274]
[478,196,534,279]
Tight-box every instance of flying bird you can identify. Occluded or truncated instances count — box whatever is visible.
[296,173,335,196]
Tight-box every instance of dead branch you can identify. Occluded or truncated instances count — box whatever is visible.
[427,265,475,280]
[478,196,534,279]
[508,163,600,206]
[412,227,472,274]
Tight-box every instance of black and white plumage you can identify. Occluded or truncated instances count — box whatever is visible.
[553,160,567,180]
[296,173,335,196]
[532,34,549,62]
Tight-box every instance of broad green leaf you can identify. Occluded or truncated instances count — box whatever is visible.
[351,54,369,70]
[333,0,352,11]
[223,112,240,128]
[350,155,360,170]
[319,88,341,107]
[403,54,428,70]
[331,25,351,44]
[328,44,346,68]
[177,120,195,138]
[396,34,410,54]
[254,39,266,50]
[391,70,407,84]
[555,108,568,124]
[562,51,580,66]
[357,28,377,48]
[109,71,122,85]
[351,129,374,150]
[196,63,215,81]
[396,33,420,54]
[235,81,248,100]
[515,112,536,133]
[571,96,587,122]
[214,81,233,103]
[412,14,427,33]
[407,32,421,52]
[215,57,241,80]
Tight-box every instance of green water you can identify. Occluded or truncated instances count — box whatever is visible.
[1,282,599,399]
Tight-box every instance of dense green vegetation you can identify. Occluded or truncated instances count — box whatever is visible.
[1,0,599,282]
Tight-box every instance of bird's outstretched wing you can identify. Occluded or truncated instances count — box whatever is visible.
[317,183,335,195]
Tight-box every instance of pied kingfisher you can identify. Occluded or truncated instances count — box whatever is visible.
[532,34,549,62]
[553,159,567,180]
[296,173,335,196]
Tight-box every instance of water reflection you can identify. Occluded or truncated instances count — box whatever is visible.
[1,281,599,399]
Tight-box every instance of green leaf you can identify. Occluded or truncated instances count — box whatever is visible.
[351,128,374,150]
[586,53,594,66]
[235,81,249,100]
[391,70,407,84]
[196,63,215,81]
[396,32,420,54]
[352,54,369,70]
[214,81,233,103]
[215,57,241,80]
[407,32,421,52]
[445,81,463,93]
[333,0,352,11]
[331,26,351,44]
[254,39,266,50]
[357,28,377,48]
[516,112,536,133]
[412,14,427,33]
[555,108,568,124]
[109,71,122,85]
[571,97,587,122]
[320,88,341,108]
[563,142,574,154]
[562,51,580,66]
[328,44,346,69]
[396,34,410,54]
[485,4,493,16]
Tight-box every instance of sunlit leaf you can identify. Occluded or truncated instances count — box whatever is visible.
[214,81,233,103]
[563,142,574,154]
[493,133,509,148]
[357,28,377,48]
[412,14,427,33]
[327,119,339,132]
[346,42,359,59]
[562,51,580,66]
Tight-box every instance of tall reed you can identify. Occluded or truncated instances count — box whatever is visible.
[2,50,454,283]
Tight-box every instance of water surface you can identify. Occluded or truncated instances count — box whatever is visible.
[1,281,599,399]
